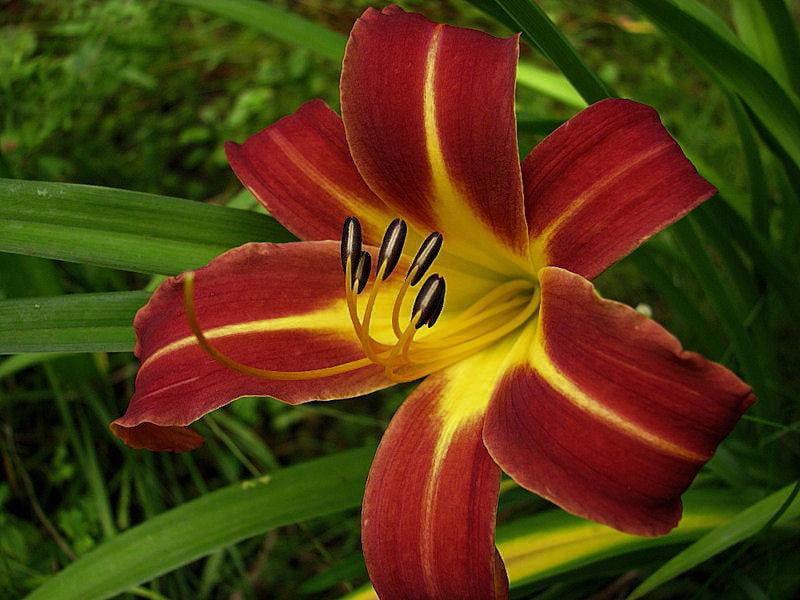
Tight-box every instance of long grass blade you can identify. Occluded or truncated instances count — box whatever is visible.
[628,482,800,598]
[0,179,293,275]
[166,0,346,62]
[170,0,585,106]
[25,446,375,600]
[731,0,800,98]
[0,291,149,353]
[628,0,800,169]
[482,0,614,103]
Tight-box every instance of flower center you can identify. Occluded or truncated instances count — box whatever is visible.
[182,217,540,384]
[342,217,540,382]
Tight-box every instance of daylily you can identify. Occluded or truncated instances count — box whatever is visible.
[111,6,754,599]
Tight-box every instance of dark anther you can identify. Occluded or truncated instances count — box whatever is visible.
[407,232,443,285]
[424,277,446,327]
[341,216,362,271]
[412,274,446,329]
[377,218,407,280]
[353,251,372,294]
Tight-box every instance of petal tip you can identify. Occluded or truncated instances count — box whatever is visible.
[110,421,204,452]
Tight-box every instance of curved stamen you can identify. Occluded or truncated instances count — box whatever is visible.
[416,279,532,343]
[409,296,528,359]
[353,251,372,294]
[183,271,372,380]
[183,216,540,387]
[412,274,446,329]
[390,267,416,339]
[359,260,391,362]
[384,322,418,376]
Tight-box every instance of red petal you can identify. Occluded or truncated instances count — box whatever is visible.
[341,6,529,274]
[483,267,754,535]
[112,241,393,451]
[363,348,513,599]
[225,100,394,244]
[524,99,716,279]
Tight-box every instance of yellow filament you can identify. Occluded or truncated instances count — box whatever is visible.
[359,262,390,361]
[414,295,528,350]
[383,322,417,373]
[183,271,371,380]
[391,265,418,338]
[388,288,541,382]
[344,257,361,337]
[436,279,532,328]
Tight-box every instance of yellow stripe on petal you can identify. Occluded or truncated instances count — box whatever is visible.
[361,330,522,599]
[420,25,531,277]
[140,303,348,370]
[431,329,523,462]
[528,316,708,463]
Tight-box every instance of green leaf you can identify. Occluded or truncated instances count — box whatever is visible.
[26,446,375,600]
[515,63,585,108]
[726,94,770,235]
[628,0,800,169]
[670,217,767,399]
[339,491,753,599]
[669,0,752,51]
[485,0,614,103]
[166,0,347,63]
[628,482,800,598]
[0,179,293,275]
[731,0,800,98]
[0,292,149,354]
[515,114,566,137]
[627,247,723,358]
[701,198,800,325]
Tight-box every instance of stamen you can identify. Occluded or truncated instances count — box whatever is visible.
[389,230,443,338]
[359,258,389,362]
[384,321,417,371]
[344,254,388,354]
[340,216,362,277]
[184,215,541,388]
[377,218,407,280]
[412,274,446,329]
[380,274,445,381]
[407,232,443,285]
[415,283,531,348]
[390,270,415,339]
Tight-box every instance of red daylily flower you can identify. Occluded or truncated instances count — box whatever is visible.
[111,6,754,599]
